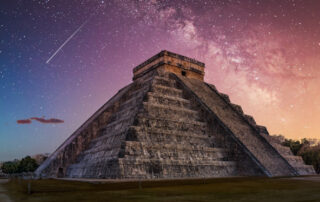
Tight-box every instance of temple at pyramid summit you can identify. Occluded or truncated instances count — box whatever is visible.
[35,50,315,179]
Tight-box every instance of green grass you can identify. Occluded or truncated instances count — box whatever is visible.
[4,176,320,202]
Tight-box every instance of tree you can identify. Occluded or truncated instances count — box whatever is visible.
[1,156,39,174]
[299,147,320,174]
[282,139,304,155]
[18,156,39,172]
[1,160,19,174]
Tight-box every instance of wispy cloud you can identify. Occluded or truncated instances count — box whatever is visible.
[16,117,64,124]
[30,117,64,124]
[17,119,32,124]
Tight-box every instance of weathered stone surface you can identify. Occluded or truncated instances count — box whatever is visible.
[173,74,299,177]
[244,115,256,125]
[261,134,316,175]
[35,50,315,179]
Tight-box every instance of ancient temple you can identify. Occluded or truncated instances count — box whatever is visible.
[35,50,315,179]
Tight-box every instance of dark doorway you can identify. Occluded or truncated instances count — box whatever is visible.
[57,167,64,178]
[181,71,186,76]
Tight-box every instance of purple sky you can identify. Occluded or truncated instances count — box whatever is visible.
[1,0,320,161]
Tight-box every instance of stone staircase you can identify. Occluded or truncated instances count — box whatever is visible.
[119,75,237,178]
[66,74,237,179]
[261,134,316,175]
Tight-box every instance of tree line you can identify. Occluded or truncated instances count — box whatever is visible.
[1,156,39,174]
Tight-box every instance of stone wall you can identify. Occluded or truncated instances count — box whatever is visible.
[133,50,205,81]
[35,71,156,178]
[172,74,298,177]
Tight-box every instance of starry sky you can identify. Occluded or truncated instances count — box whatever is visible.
[1,0,320,161]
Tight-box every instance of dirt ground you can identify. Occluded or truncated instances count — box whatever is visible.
[0,179,12,202]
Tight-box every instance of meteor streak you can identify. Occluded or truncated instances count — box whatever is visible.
[46,19,89,64]
[46,3,103,64]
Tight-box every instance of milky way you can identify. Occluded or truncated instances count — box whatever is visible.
[1,0,320,161]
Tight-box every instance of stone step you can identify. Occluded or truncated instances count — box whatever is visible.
[231,104,243,114]
[129,126,209,138]
[284,155,305,165]
[125,141,224,152]
[91,131,126,147]
[72,141,122,164]
[68,156,118,169]
[102,116,133,134]
[123,141,226,161]
[256,125,269,135]
[76,145,123,166]
[244,115,256,125]
[260,134,286,148]
[141,75,154,84]
[268,143,293,156]
[147,92,191,108]
[142,102,199,121]
[108,105,138,123]
[151,84,183,98]
[135,115,207,134]
[119,158,235,166]
[219,93,230,103]
[119,158,237,179]
[282,156,316,175]
[294,165,316,175]
[123,151,226,162]
[118,93,144,111]
[66,158,120,178]
[100,86,146,122]
[124,84,150,100]
[77,149,120,164]
[207,84,217,91]
[152,76,177,88]
[127,126,211,146]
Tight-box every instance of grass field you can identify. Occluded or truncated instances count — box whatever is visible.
[3,176,320,202]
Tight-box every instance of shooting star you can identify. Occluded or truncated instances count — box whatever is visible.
[46,3,104,64]
[46,19,89,64]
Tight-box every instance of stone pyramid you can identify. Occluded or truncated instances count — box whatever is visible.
[35,50,315,179]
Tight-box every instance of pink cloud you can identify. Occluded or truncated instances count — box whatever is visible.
[17,119,32,124]
[16,117,64,125]
[30,117,64,124]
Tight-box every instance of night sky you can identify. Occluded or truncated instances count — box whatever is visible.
[1,0,320,161]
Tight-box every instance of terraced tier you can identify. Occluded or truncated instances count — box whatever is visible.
[126,126,212,146]
[118,158,237,179]
[151,84,183,97]
[135,115,207,134]
[64,75,154,178]
[116,75,236,178]
[261,134,316,175]
[174,74,300,177]
[147,92,191,108]
[142,102,200,121]
[123,141,227,161]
